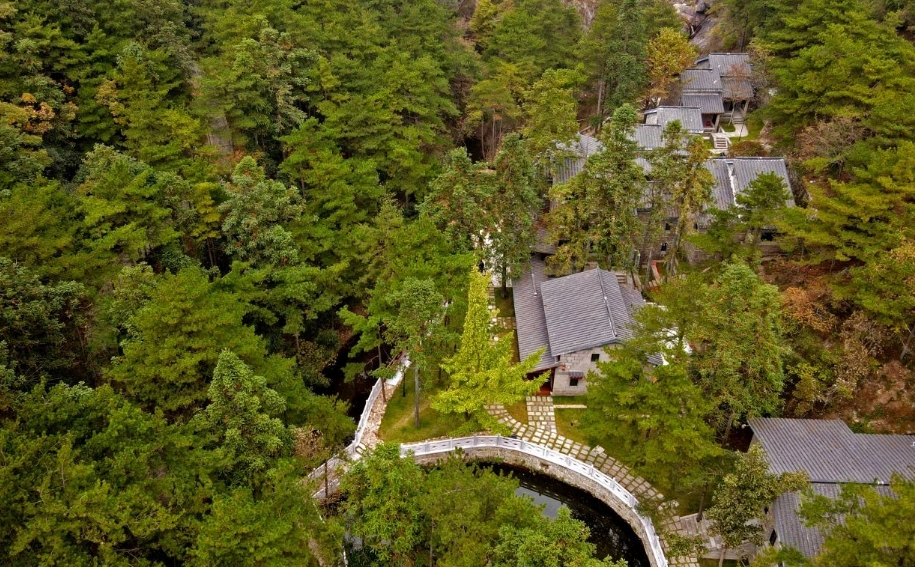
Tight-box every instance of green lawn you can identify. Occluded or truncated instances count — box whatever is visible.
[554,408,589,445]
[378,384,470,443]
[505,400,528,424]
[493,287,515,318]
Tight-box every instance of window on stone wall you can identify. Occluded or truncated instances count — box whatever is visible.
[570,377,579,387]
[769,530,778,546]
[591,353,600,362]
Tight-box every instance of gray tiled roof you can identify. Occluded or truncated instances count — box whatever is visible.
[722,76,754,100]
[696,53,751,77]
[752,418,915,557]
[553,134,602,185]
[772,484,895,558]
[644,106,704,134]
[634,156,652,175]
[512,256,556,371]
[680,68,722,92]
[681,92,725,114]
[705,157,794,211]
[630,124,664,150]
[694,53,753,101]
[750,418,915,483]
[539,269,643,356]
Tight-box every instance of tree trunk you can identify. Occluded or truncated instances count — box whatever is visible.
[697,482,709,521]
[718,545,727,567]
[501,264,508,298]
[413,363,420,428]
[378,341,386,403]
[900,323,915,362]
[324,459,329,498]
[723,411,736,441]
[595,78,605,127]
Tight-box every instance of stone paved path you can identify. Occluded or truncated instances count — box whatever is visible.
[486,402,700,567]
[525,395,556,432]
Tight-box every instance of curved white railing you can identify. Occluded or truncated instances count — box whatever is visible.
[309,357,410,497]
[400,435,669,567]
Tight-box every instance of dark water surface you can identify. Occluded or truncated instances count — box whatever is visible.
[486,463,651,567]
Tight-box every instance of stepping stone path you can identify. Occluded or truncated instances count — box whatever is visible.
[486,401,701,567]
[526,395,557,433]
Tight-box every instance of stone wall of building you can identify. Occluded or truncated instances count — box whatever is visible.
[553,345,619,395]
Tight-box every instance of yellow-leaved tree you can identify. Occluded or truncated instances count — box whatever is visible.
[433,269,543,433]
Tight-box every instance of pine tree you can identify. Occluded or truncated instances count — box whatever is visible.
[196,350,289,481]
[107,267,294,416]
[548,104,645,272]
[582,349,725,494]
[488,135,542,297]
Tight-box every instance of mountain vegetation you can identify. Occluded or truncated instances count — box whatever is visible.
[1,0,913,564]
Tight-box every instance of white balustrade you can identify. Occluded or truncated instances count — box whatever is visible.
[400,435,669,567]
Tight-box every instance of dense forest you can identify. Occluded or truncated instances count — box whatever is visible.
[1,0,914,565]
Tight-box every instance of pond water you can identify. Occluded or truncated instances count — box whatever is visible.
[486,463,651,567]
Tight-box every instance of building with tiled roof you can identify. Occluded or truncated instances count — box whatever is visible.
[749,418,915,559]
[680,53,754,132]
[513,256,646,394]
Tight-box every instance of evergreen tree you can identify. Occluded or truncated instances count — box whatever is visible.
[195,350,289,482]
[582,348,725,494]
[548,104,645,272]
[522,68,583,172]
[579,0,647,125]
[693,263,788,432]
[107,267,295,417]
[708,445,807,566]
[0,257,89,384]
[799,475,915,567]
[384,277,445,427]
[96,43,200,172]
[484,0,581,81]
[220,156,303,267]
[340,443,426,565]
[736,172,792,246]
[493,507,629,567]
[489,134,543,296]
[647,121,714,275]
[433,269,542,431]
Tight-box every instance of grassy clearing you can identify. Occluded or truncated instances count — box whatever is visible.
[505,400,528,424]
[554,408,589,445]
[493,287,515,318]
[378,383,470,443]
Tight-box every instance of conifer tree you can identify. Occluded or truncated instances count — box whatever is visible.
[582,348,725,494]
[433,269,541,431]
[548,104,644,272]
[196,350,289,481]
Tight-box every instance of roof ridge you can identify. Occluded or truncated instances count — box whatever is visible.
[709,156,786,161]
[595,269,616,338]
